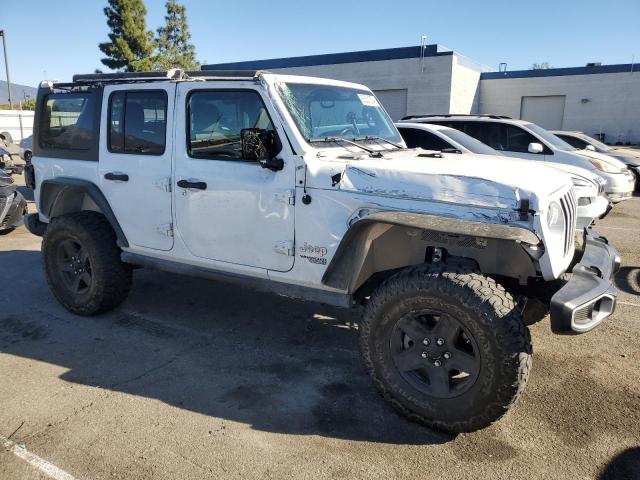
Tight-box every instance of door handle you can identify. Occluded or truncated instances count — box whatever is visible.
[177,179,207,190]
[104,172,129,182]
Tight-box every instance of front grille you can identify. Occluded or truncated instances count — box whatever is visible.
[559,188,577,256]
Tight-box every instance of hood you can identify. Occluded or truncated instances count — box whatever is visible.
[327,150,570,210]
[608,148,640,166]
[574,149,628,172]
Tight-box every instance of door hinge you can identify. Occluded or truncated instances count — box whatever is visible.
[274,189,295,205]
[274,240,295,256]
[157,223,174,237]
[154,177,172,192]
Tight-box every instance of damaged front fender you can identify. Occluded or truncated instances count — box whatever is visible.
[322,209,540,293]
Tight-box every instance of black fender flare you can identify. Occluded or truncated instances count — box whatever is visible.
[322,210,540,293]
[39,177,129,247]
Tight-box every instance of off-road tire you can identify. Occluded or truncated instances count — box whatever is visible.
[42,212,132,315]
[361,264,532,433]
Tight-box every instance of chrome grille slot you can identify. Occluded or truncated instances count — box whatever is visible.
[559,188,577,256]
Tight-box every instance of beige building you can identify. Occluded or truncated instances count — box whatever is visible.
[204,44,640,144]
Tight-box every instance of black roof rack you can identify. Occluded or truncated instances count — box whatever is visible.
[70,69,268,85]
[401,114,512,121]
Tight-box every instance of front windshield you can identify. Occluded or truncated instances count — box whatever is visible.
[275,82,402,144]
[442,128,497,155]
[524,123,576,151]
[578,133,611,151]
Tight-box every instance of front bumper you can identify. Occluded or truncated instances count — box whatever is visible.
[550,229,620,334]
[605,170,635,202]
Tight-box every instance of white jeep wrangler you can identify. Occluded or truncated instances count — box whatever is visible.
[24,70,620,433]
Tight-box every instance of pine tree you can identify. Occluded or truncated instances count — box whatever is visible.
[99,0,155,72]
[154,0,198,71]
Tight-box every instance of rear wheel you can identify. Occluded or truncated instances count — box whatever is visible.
[361,264,532,433]
[42,212,132,315]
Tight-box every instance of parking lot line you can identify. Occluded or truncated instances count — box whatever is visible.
[619,300,640,308]
[1,435,79,480]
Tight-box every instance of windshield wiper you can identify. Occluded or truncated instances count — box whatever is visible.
[310,137,383,158]
[441,148,462,154]
[354,135,405,150]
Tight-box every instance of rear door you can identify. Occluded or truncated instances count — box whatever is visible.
[173,83,296,272]
[99,84,175,251]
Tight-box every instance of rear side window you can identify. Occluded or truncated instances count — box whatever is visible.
[109,90,167,155]
[398,128,452,151]
[40,93,97,150]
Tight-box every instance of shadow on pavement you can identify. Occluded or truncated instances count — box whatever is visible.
[615,267,640,296]
[598,447,640,480]
[0,249,452,446]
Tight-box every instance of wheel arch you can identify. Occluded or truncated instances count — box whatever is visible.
[322,211,540,296]
[39,178,129,247]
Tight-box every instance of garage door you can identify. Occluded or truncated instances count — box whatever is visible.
[520,95,566,130]
[373,89,408,121]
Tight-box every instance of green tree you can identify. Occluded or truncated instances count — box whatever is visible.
[99,0,155,71]
[530,62,552,70]
[154,0,198,71]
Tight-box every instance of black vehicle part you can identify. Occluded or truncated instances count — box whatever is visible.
[323,211,539,295]
[24,162,35,189]
[0,191,27,231]
[24,212,48,237]
[42,211,132,315]
[550,229,620,334]
[39,178,128,247]
[360,263,531,433]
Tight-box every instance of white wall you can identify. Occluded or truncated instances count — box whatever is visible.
[0,110,34,144]
[449,55,486,114]
[479,72,640,144]
[268,55,456,118]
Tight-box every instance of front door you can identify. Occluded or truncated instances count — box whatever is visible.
[173,84,295,272]
[99,83,175,251]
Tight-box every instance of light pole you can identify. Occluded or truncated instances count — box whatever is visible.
[0,30,13,109]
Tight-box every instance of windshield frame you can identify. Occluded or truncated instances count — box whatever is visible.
[274,81,403,147]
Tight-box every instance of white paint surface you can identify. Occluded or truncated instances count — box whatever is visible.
[2,435,80,480]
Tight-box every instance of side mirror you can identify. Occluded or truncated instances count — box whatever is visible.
[528,142,544,154]
[585,144,596,152]
[240,128,283,171]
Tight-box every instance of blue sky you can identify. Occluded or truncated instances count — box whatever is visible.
[1,0,639,87]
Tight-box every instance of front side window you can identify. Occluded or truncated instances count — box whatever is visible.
[40,92,96,150]
[523,123,575,151]
[275,82,401,144]
[188,90,275,160]
[109,90,167,155]
[556,134,588,149]
[504,125,538,153]
[399,128,452,150]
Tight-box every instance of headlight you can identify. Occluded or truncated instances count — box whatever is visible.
[547,201,564,233]
[588,159,623,174]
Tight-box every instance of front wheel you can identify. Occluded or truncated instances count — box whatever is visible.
[361,265,532,433]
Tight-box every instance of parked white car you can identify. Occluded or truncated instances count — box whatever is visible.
[552,130,640,188]
[396,122,610,229]
[400,115,635,202]
[25,70,620,433]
